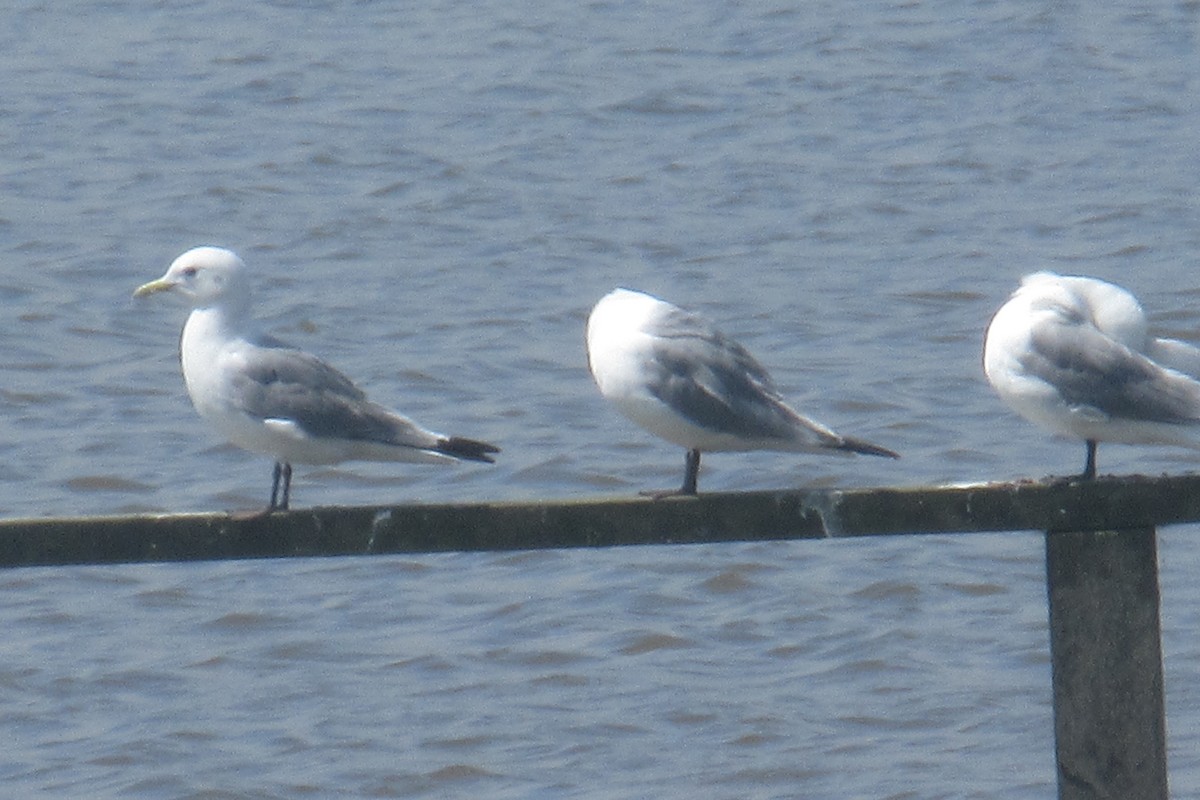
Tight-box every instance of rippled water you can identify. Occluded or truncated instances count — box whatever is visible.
[2,0,1200,796]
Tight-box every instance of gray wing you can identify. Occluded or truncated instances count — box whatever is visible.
[645,305,808,440]
[231,342,439,448]
[1024,318,1200,424]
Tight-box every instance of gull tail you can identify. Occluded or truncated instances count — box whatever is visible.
[1147,337,1200,381]
[437,436,501,463]
[832,435,899,459]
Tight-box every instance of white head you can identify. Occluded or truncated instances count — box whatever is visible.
[1015,271,1148,349]
[134,246,253,313]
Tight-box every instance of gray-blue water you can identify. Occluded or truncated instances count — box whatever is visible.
[2,0,1199,796]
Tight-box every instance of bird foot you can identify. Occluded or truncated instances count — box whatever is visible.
[229,505,286,521]
[638,488,698,501]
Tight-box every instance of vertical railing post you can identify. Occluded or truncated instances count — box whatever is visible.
[1045,527,1168,799]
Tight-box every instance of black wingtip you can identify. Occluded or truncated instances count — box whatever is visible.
[438,436,501,463]
[838,436,900,460]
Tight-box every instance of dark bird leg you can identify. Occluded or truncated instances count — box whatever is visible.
[680,448,700,495]
[269,461,293,511]
[280,463,292,510]
[640,448,701,500]
[231,462,292,520]
[1081,440,1097,481]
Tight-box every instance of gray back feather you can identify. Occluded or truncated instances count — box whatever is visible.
[232,342,432,447]
[1025,319,1200,424]
[646,305,803,440]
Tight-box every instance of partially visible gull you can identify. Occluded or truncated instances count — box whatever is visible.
[983,271,1200,479]
[585,288,898,496]
[134,246,498,511]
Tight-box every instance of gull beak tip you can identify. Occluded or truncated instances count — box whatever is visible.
[133,279,173,299]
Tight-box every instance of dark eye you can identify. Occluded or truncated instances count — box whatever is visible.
[182,266,198,278]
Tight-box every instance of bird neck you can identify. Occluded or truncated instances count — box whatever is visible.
[181,303,248,350]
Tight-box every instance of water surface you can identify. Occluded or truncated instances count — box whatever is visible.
[2,0,1199,796]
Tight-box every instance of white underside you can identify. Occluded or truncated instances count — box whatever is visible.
[992,379,1200,449]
